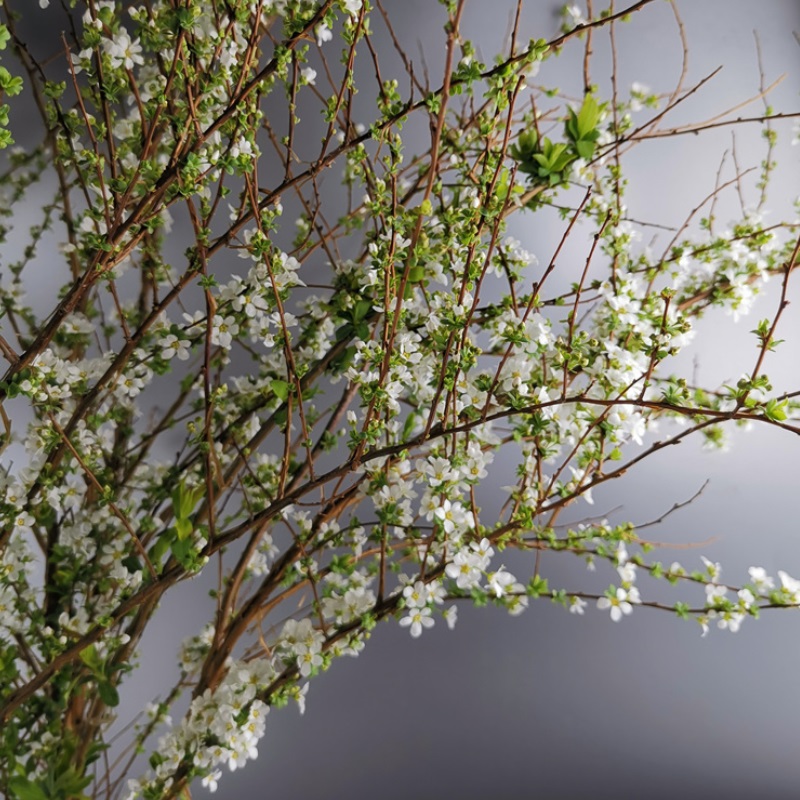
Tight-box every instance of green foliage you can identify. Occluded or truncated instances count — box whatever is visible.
[564,94,602,159]
[510,95,603,191]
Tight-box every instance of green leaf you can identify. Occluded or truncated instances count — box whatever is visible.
[329,344,356,374]
[53,767,93,798]
[170,536,203,571]
[271,379,290,401]
[98,680,120,708]
[179,484,204,519]
[174,517,193,541]
[407,265,425,283]
[649,562,664,579]
[352,299,372,323]
[565,95,602,164]
[78,644,103,675]
[335,322,354,342]
[532,138,574,181]
[402,411,419,441]
[527,574,549,598]
[0,66,22,95]
[576,94,601,137]
[575,138,596,160]
[6,75,22,96]
[8,777,48,800]
[509,129,538,163]
[674,602,690,621]
[44,81,66,99]
[764,398,788,422]
[148,533,172,566]
[566,95,600,140]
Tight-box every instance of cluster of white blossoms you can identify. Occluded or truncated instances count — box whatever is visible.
[399,578,457,636]
[595,544,642,621]
[697,560,800,636]
[322,568,376,626]
[277,617,326,678]
[126,659,275,798]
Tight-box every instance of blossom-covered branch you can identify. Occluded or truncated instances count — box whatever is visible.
[0,1,798,799]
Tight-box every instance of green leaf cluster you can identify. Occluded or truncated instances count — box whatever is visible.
[78,644,121,708]
[509,95,603,191]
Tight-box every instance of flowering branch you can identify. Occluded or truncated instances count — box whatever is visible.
[0,1,798,798]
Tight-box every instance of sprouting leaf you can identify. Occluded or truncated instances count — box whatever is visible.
[352,299,372,323]
[764,398,788,422]
[576,94,601,137]
[78,644,103,675]
[171,481,204,521]
[174,517,193,541]
[565,95,602,159]
[271,379,291,401]
[7,777,49,800]
[98,681,120,708]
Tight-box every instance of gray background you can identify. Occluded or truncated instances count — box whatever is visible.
[5,1,800,798]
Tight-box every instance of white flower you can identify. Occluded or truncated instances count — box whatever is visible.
[486,567,516,598]
[211,315,240,349]
[201,769,222,792]
[701,556,722,582]
[418,456,458,487]
[778,570,800,604]
[226,736,258,771]
[443,604,458,629]
[159,333,190,361]
[230,287,266,318]
[13,512,35,535]
[103,30,144,70]
[717,610,745,633]
[294,683,309,715]
[402,581,428,609]
[300,67,317,86]
[748,566,775,593]
[433,499,473,535]
[116,372,146,398]
[668,562,685,578]
[617,561,637,584]
[469,537,494,569]
[399,606,434,638]
[297,646,323,677]
[737,588,755,609]
[506,592,529,616]
[445,550,482,590]
[597,588,634,622]
[705,583,727,606]
[569,596,587,615]
[564,4,587,26]
[629,82,650,112]
[316,24,333,46]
